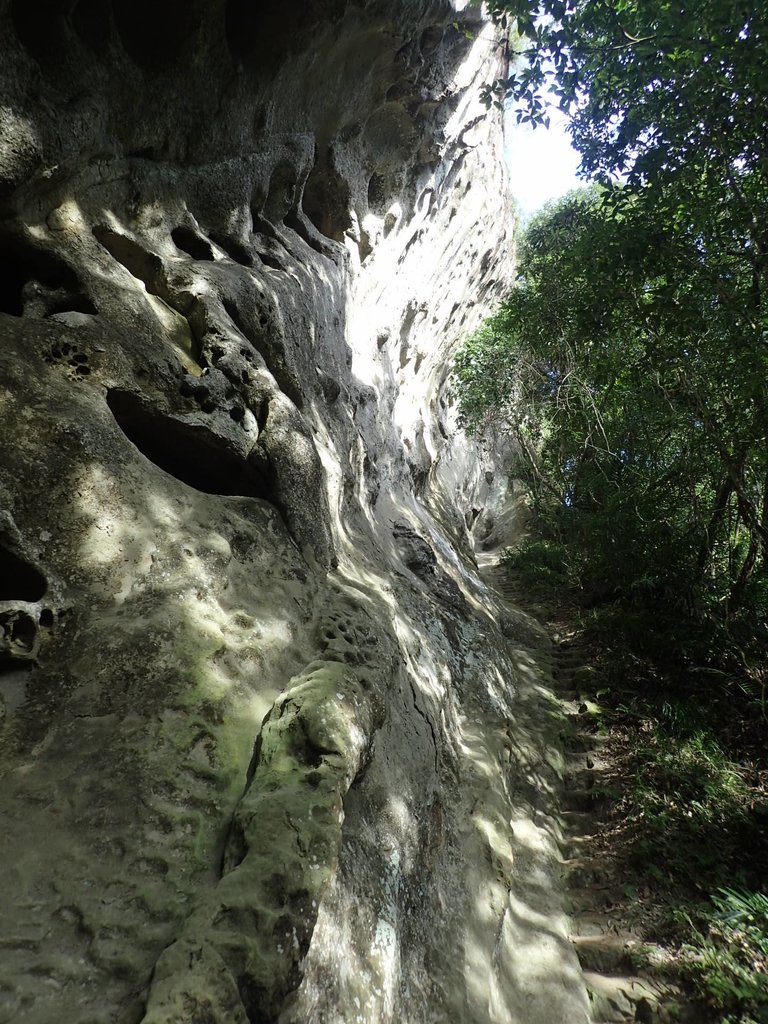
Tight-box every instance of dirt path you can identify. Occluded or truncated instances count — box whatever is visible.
[479,552,695,1024]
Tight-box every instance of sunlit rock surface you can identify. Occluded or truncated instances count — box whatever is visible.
[0,2,590,1022]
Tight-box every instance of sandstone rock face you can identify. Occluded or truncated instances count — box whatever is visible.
[0,2,591,1022]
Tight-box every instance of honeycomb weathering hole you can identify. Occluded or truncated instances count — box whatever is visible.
[93,226,167,297]
[106,389,275,500]
[367,172,387,212]
[264,162,299,224]
[171,227,215,261]
[0,610,37,666]
[302,151,351,243]
[222,298,304,410]
[0,236,89,318]
[0,543,47,602]
[112,0,198,68]
[209,233,254,267]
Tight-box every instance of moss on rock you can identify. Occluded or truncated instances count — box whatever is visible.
[142,659,377,1023]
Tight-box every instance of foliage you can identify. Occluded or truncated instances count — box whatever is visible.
[682,889,768,1022]
[566,641,768,901]
[558,629,768,1013]
[500,538,569,589]
[450,316,520,436]
[627,726,755,885]
[452,184,768,676]
[468,0,768,536]
[479,1,768,203]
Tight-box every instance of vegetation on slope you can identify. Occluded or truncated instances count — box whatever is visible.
[456,2,768,1019]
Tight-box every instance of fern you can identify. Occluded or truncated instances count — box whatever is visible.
[683,889,768,1022]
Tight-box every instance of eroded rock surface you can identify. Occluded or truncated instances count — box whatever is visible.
[0,2,590,1022]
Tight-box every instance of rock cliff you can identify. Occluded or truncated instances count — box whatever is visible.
[0,2,591,1022]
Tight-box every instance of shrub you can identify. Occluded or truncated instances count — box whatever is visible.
[682,889,768,1023]
[501,539,569,589]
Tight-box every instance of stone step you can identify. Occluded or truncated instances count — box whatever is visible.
[569,912,629,938]
[565,886,624,914]
[564,857,605,889]
[564,766,597,789]
[583,971,688,1024]
[562,787,609,812]
[561,833,594,860]
[571,934,636,973]
[556,654,588,669]
[562,733,598,753]
[564,756,608,782]
[559,809,597,837]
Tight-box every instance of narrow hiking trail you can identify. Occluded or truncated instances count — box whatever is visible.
[478,550,697,1024]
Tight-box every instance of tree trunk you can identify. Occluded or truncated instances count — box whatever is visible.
[697,472,735,576]
[729,531,760,611]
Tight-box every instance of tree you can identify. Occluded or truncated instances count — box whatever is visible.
[454,0,768,661]
[453,185,768,657]
[480,1,768,341]
[482,2,767,189]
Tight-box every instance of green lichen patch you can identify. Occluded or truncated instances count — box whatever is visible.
[142,659,375,1024]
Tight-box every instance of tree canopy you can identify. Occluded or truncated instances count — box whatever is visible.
[455,0,768,671]
[456,187,767,633]
[483,1,767,192]
[482,0,768,306]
